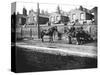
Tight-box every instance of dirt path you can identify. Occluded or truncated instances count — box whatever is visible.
[16,40,97,58]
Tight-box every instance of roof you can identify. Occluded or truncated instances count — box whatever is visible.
[90,7,97,13]
[17,14,27,18]
[28,10,49,18]
[69,8,91,14]
[49,12,69,17]
[39,13,49,17]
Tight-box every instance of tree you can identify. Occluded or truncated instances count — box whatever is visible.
[57,5,61,14]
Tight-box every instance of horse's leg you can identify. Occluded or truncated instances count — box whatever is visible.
[41,35,44,42]
[53,31,56,41]
[49,36,51,42]
[76,37,78,45]
[49,35,53,43]
[68,36,72,44]
[51,36,53,43]
[42,36,44,42]
[76,37,80,45]
[50,36,53,43]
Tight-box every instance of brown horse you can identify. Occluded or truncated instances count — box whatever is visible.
[40,26,58,42]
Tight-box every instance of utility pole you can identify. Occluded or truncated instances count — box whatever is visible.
[37,2,40,39]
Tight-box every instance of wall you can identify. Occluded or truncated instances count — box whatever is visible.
[16,24,97,40]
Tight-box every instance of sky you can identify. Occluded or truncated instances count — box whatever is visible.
[13,0,98,15]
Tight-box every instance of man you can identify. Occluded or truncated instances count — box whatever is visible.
[68,23,75,44]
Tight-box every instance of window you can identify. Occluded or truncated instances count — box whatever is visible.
[19,18,22,24]
[33,16,36,21]
[56,16,60,21]
[80,13,84,20]
[50,16,52,21]
[50,16,54,22]
[72,14,76,20]
[34,16,36,21]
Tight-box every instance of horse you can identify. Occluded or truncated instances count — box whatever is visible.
[65,26,84,45]
[67,26,92,45]
[40,26,58,42]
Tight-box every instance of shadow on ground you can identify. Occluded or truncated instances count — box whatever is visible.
[16,47,97,73]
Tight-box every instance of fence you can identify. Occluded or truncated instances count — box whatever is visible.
[16,26,38,39]
[16,24,97,40]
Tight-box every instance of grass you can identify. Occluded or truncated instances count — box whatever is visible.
[16,47,97,73]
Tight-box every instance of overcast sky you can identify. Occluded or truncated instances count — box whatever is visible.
[14,0,97,15]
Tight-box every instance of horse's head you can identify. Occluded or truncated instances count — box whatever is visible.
[50,26,58,32]
[53,26,58,32]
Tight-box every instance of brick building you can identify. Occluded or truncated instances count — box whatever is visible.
[27,10,37,25]
[68,8,94,24]
[27,9,49,25]
[49,12,69,24]
[16,7,27,25]
[16,13,27,25]
[90,7,98,25]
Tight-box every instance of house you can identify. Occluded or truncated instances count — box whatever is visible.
[16,7,27,25]
[27,9,49,25]
[49,12,69,24]
[68,8,94,24]
[27,10,37,25]
[16,13,27,25]
[90,7,98,25]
